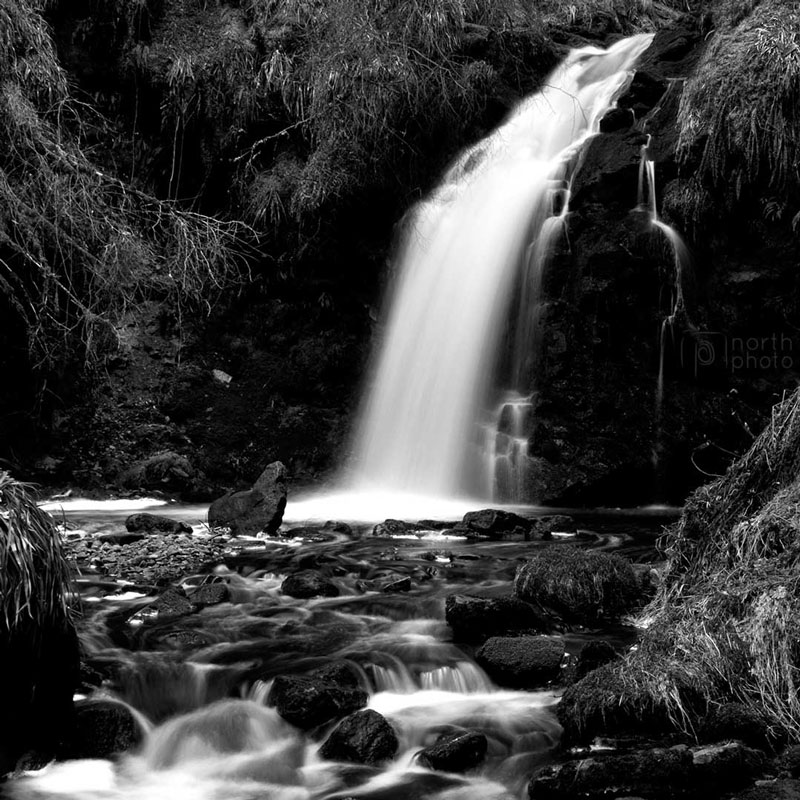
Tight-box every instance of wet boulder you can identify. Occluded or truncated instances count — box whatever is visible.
[574,640,619,681]
[531,740,766,798]
[461,509,531,537]
[268,674,367,729]
[125,513,193,534]
[382,576,412,593]
[282,527,337,543]
[207,461,287,536]
[151,586,197,620]
[97,531,146,546]
[372,519,421,536]
[417,729,487,773]
[529,515,576,538]
[190,582,231,607]
[445,594,550,641]
[530,745,693,799]
[698,703,771,751]
[65,700,143,760]
[692,741,766,787]
[514,547,639,623]
[319,709,398,766]
[475,635,565,688]
[557,663,674,746]
[281,569,339,599]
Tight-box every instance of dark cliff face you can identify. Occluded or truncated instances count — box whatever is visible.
[529,20,800,505]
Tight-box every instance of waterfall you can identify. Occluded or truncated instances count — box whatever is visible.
[348,34,655,503]
[637,137,691,415]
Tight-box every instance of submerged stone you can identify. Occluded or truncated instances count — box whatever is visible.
[319,709,398,765]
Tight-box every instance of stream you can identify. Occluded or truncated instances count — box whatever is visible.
[9,503,676,800]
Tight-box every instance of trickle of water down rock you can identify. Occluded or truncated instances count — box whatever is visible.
[349,33,655,505]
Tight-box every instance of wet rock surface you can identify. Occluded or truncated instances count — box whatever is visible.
[268,674,368,729]
[417,730,488,773]
[281,569,340,598]
[319,709,399,766]
[460,509,532,537]
[65,700,143,760]
[445,594,551,641]
[208,461,288,535]
[125,512,193,534]
[476,635,565,688]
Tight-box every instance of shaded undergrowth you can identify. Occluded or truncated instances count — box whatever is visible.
[562,389,800,743]
[0,0,251,385]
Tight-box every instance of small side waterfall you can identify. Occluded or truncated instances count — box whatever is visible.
[349,34,655,503]
[637,135,692,491]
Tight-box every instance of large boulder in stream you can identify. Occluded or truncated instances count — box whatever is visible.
[268,674,367,729]
[476,635,565,688]
[207,461,287,535]
[319,709,399,766]
[461,509,532,537]
[445,594,551,641]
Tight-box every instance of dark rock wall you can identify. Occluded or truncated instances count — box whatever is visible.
[529,22,800,504]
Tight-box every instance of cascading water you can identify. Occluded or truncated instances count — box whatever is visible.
[347,34,655,508]
[636,134,692,488]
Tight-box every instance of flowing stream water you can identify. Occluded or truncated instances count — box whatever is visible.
[12,501,674,800]
[348,33,655,505]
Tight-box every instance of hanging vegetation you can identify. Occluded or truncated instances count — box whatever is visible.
[675,0,800,228]
[0,0,251,382]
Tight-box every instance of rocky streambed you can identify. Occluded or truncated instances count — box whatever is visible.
[8,495,796,800]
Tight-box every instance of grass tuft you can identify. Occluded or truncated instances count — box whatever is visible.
[0,470,73,636]
[514,546,641,622]
[676,0,800,226]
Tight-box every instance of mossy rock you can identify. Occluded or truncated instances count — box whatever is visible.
[514,546,640,623]
[557,663,674,746]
